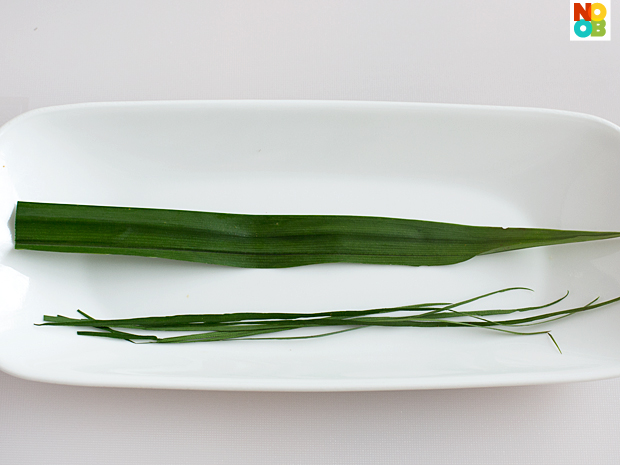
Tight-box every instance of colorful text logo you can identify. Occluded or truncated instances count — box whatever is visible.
[571,2,611,40]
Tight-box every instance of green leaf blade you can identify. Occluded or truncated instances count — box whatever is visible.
[14,202,620,268]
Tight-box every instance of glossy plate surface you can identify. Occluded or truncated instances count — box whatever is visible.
[1,100,620,391]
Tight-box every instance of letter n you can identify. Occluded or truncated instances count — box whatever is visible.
[574,3,591,21]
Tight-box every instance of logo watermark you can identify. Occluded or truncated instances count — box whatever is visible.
[570,2,611,40]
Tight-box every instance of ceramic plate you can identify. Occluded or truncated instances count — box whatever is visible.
[2,100,620,391]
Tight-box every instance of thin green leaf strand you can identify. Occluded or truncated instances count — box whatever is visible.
[39,288,620,352]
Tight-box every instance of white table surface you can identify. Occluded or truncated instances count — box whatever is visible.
[2,1,620,464]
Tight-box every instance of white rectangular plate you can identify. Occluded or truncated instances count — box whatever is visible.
[2,100,620,391]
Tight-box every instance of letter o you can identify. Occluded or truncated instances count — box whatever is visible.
[574,19,592,37]
[591,3,607,21]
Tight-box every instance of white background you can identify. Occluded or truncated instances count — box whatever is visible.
[1,1,620,463]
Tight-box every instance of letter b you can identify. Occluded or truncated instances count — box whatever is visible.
[591,19,606,36]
